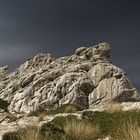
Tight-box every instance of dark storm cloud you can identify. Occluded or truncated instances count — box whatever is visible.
[0,0,140,90]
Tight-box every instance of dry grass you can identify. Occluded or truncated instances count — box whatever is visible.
[115,118,140,140]
[104,103,123,113]
[64,119,100,140]
[15,125,52,140]
[64,105,77,113]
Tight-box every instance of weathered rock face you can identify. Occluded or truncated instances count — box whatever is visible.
[88,63,140,108]
[0,42,139,113]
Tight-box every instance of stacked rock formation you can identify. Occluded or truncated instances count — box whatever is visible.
[0,42,139,113]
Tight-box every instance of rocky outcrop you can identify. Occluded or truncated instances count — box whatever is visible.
[0,42,139,113]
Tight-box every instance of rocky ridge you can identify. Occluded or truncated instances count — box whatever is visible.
[0,42,139,113]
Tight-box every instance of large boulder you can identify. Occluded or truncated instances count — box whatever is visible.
[88,63,139,108]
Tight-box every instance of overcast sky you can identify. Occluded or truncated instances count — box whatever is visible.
[0,0,140,90]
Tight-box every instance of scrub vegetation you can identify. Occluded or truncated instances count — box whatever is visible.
[3,104,140,140]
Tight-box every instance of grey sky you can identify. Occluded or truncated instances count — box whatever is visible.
[0,0,140,90]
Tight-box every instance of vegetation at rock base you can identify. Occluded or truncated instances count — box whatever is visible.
[115,118,140,140]
[3,105,140,140]
[46,104,84,115]
[63,119,100,140]
[2,131,19,140]
[82,110,140,139]
[3,117,100,140]
[50,115,77,128]
[28,104,83,117]
[3,125,53,140]
[103,102,123,113]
